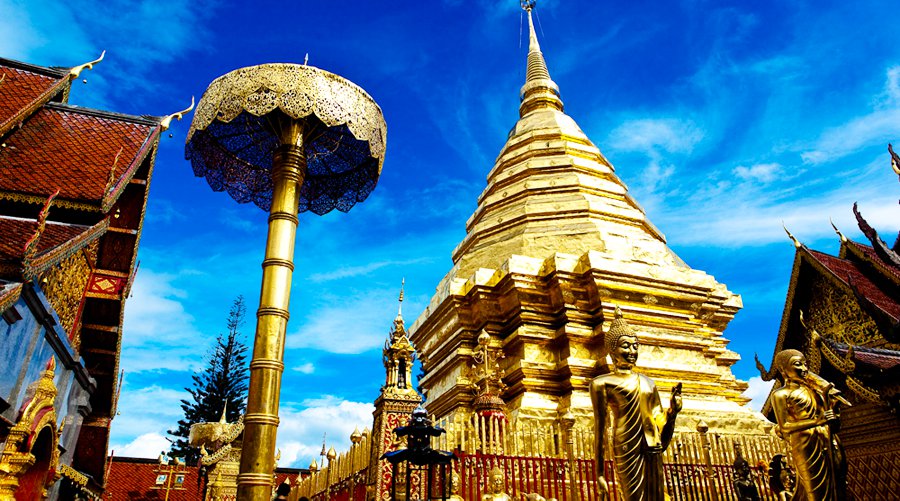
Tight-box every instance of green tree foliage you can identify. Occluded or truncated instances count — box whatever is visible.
[168,296,249,463]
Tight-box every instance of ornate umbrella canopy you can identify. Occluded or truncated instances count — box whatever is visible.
[185,63,387,215]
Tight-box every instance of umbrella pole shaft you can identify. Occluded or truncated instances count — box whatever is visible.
[238,142,304,501]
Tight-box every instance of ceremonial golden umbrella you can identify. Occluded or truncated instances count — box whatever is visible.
[186,63,386,500]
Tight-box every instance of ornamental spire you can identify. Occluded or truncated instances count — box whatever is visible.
[519,1,563,116]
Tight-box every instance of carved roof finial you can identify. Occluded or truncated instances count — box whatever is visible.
[160,96,195,131]
[68,50,105,80]
[889,143,900,179]
[219,402,228,423]
[782,222,802,249]
[24,189,60,261]
[830,218,848,243]
[104,147,124,197]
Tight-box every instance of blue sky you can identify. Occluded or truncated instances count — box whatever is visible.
[2,0,899,467]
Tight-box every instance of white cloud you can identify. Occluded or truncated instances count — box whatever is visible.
[664,188,897,247]
[742,376,775,412]
[112,432,172,459]
[801,108,900,164]
[878,65,900,106]
[607,118,705,155]
[276,396,375,468]
[733,163,782,183]
[802,68,900,164]
[309,257,431,282]
[286,287,405,354]
[121,268,206,372]
[293,363,315,374]
[109,385,187,457]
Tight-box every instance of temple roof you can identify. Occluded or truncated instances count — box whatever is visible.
[843,239,900,285]
[828,340,900,372]
[807,247,900,321]
[0,103,160,211]
[0,58,70,136]
[0,215,108,281]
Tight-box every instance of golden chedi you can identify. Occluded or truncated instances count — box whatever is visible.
[409,2,769,434]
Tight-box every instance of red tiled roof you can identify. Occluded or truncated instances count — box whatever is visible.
[0,104,158,206]
[830,341,900,372]
[807,249,900,321]
[0,61,68,134]
[0,217,89,263]
[845,239,900,283]
[105,457,307,501]
[106,458,202,501]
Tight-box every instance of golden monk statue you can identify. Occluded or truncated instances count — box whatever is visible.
[481,467,512,501]
[757,349,848,501]
[448,472,464,501]
[590,307,682,500]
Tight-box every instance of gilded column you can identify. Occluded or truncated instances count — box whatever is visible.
[238,126,305,499]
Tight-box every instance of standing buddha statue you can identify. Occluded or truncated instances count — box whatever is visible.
[757,349,848,501]
[590,307,682,501]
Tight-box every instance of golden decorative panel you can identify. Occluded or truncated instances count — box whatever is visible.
[807,275,880,346]
[42,243,93,342]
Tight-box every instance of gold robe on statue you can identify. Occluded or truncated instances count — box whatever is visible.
[594,371,674,501]
[775,383,837,501]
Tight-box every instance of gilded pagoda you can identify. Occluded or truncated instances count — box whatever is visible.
[409,6,768,435]
[0,55,185,499]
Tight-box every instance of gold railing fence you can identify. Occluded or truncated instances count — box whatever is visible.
[431,413,789,466]
[292,432,371,500]
[289,414,791,501]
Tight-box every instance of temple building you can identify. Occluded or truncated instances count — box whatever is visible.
[0,56,185,499]
[761,147,900,498]
[409,6,769,434]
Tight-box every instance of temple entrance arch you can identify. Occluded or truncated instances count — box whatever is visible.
[0,359,60,501]
[15,425,55,501]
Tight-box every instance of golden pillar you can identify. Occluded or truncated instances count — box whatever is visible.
[186,64,387,501]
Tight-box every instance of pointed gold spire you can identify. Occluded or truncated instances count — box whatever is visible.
[397,277,405,317]
[519,1,563,116]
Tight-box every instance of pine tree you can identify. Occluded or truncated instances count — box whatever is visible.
[168,296,249,463]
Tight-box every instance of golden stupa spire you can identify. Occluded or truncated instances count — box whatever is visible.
[392,278,406,339]
[519,1,563,116]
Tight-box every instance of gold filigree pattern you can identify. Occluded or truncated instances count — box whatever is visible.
[807,275,880,346]
[186,63,386,165]
[42,248,92,341]
[846,375,882,403]
[0,360,60,500]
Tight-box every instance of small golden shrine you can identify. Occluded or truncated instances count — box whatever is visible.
[762,146,900,498]
[409,5,769,434]
[190,406,246,501]
[0,55,187,498]
[367,284,422,501]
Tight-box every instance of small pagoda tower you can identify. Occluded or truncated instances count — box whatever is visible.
[409,2,769,434]
[367,282,422,501]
